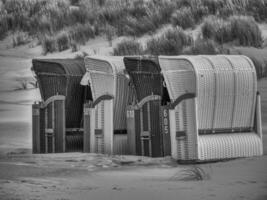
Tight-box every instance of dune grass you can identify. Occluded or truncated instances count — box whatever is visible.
[202,15,262,47]
[145,27,193,55]
[12,31,31,47]
[171,7,196,29]
[183,38,220,55]
[0,0,266,53]
[113,39,143,56]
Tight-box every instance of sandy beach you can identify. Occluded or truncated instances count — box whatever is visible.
[0,36,267,200]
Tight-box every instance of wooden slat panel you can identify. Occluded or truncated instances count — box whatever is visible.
[126,107,136,155]
[54,99,65,152]
[83,103,91,153]
[103,99,113,154]
[32,103,40,153]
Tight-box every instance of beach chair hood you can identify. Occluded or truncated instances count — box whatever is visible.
[159,55,257,130]
[83,56,130,130]
[32,58,86,128]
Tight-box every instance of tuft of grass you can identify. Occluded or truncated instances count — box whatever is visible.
[41,35,57,55]
[69,0,81,6]
[247,0,267,22]
[145,27,193,55]
[74,51,89,59]
[56,31,70,51]
[0,14,8,39]
[14,76,38,90]
[202,15,262,47]
[123,15,157,37]
[28,80,38,89]
[68,6,95,25]
[70,41,79,52]
[171,7,195,29]
[14,78,30,90]
[183,37,219,55]
[12,31,31,47]
[170,165,210,181]
[113,39,143,56]
[202,15,232,44]
[39,22,96,53]
[229,15,262,47]
[68,23,95,45]
[16,80,28,90]
[105,24,116,46]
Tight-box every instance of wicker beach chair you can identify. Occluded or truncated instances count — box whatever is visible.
[82,56,131,155]
[158,55,263,161]
[32,59,87,153]
[124,56,171,157]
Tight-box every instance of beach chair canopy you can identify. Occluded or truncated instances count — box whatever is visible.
[32,58,87,128]
[159,55,257,130]
[124,56,171,157]
[123,56,169,104]
[83,56,131,131]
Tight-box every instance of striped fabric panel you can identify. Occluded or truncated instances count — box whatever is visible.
[113,134,128,155]
[113,74,130,130]
[66,77,85,128]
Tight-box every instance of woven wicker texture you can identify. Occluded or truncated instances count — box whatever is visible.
[198,133,263,160]
[159,55,257,130]
[123,56,163,102]
[124,56,165,157]
[159,55,260,161]
[84,56,130,131]
[32,59,86,129]
[222,56,257,129]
